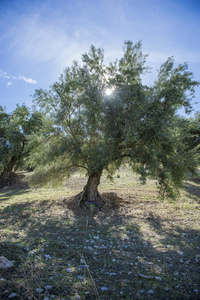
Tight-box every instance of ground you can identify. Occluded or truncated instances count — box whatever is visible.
[0,167,200,299]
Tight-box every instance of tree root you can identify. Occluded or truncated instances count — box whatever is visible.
[75,187,105,210]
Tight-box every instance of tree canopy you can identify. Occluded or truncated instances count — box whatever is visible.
[29,41,200,207]
[0,104,43,187]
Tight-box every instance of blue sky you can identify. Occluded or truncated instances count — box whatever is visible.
[0,0,200,116]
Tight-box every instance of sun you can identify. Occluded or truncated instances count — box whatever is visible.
[105,87,114,96]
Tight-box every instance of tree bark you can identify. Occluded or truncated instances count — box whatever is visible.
[0,158,17,188]
[76,173,105,209]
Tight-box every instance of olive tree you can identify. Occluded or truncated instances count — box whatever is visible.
[0,104,43,187]
[30,41,199,208]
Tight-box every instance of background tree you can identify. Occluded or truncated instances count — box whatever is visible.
[30,41,199,207]
[187,112,200,149]
[0,104,43,187]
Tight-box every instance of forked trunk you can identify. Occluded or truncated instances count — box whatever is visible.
[76,173,105,209]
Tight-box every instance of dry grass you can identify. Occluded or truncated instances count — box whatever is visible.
[0,167,200,299]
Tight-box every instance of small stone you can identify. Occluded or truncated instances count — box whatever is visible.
[43,298,49,300]
[182,233,187,237]
[66,268,73,272]
[0,256,13,269]
[35,288,44,293]
[8,293,18,298]
[165,287,169,291]
[101,287,108,291]
[23,210,32,216]
[45,285,53,290]
[45,254,51,259]
[174,271,179,276]
[148,289,154,294]
[87,246,94,251]
[28,250,37,256]
[194,289,199,294]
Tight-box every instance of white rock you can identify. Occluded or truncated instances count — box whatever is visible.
[45,285,53,289]
[101,287,108,291]
[194,289,199,294]
[112,259,116,262]
[148,289,154,294]
[182,233,188,237]
[87,246,94,251]
[0,277,5,281]
[28,250,37,256]
[66,268,73,272]
[35,288,44,293]
[174,271,179,276]
[8,293,18,298]
[0,256,13,269]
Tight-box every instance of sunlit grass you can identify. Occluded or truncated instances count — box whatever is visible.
[0,167,200,299]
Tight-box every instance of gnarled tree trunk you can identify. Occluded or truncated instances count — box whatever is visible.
[0,158,17,188]
[76,173,105,209]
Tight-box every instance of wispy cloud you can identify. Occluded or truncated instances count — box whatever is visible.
[7,81,13,87]
[0,69,37,85]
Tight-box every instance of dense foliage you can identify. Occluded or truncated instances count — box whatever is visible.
[0,104,43,187]
[29,41,199,203]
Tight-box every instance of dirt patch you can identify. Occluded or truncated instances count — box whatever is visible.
[63,192,122,218]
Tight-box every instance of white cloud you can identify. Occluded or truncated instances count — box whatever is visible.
[0,69,10,79]
[17,76,37,84]
[0,69,37,85]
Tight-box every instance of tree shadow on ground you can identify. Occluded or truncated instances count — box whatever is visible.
[0,192,200,299]
[183,179,200,203]
[0,175,30,202]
